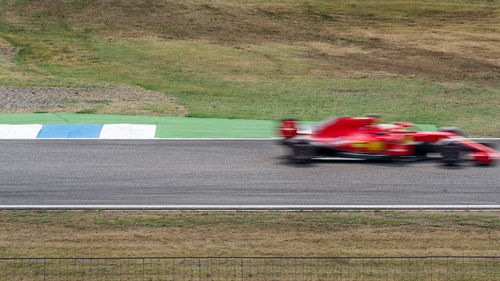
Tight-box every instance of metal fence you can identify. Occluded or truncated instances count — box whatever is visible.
[0,256,498,280]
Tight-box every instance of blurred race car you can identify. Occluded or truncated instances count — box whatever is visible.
[279,116,499,166]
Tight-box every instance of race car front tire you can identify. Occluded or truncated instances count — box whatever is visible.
[438,142,463,166]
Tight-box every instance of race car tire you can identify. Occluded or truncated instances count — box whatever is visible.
[476,161,495,167]
[413,142,434,156]
[387,155,406,164]
[291,143,314,164]
[438,142,462,166]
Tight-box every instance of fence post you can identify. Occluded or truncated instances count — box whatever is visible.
[198,257,201,281]
[43,258,46,281]
[241,258,244,281]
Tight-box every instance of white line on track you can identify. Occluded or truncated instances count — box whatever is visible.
[0,205,499,210]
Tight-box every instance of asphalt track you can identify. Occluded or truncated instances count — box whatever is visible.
[0,140,499,206]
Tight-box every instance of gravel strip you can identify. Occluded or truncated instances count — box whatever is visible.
[0,47,18,57]
[0,85,187,116]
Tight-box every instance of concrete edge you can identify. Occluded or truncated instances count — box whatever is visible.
[0,205,499,210]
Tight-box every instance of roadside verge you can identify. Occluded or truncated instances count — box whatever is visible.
[0,113,438,138]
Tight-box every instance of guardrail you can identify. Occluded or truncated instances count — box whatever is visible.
[0,256,498,280]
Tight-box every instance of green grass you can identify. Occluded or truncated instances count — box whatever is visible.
[0,0,499,135]
[3,210,498,230]
[5,38,499,134]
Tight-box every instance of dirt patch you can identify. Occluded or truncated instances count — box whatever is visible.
[0,85,187,116]
[304,39,500,82]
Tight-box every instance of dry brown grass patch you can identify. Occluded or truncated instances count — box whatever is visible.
[0,211,498,257]
[2,0,499,82]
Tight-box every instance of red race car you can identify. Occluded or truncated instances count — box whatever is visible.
[279,116,499,166]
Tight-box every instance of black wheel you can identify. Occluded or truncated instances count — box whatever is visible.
[476,161,495,167]
[291,143,314,164]
[413,142,434,156]
[387,155,404,164]
[438,142,462,166]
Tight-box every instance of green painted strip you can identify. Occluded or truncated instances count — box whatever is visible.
[156,118,276,138]
[0,113,437,138]
[409,124,438,132]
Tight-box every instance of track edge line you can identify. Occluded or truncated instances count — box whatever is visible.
[1,205,499,210]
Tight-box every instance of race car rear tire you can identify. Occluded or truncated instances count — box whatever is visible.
[476,161,495,167]
[438,142,462,166]
[291,143,314,164]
